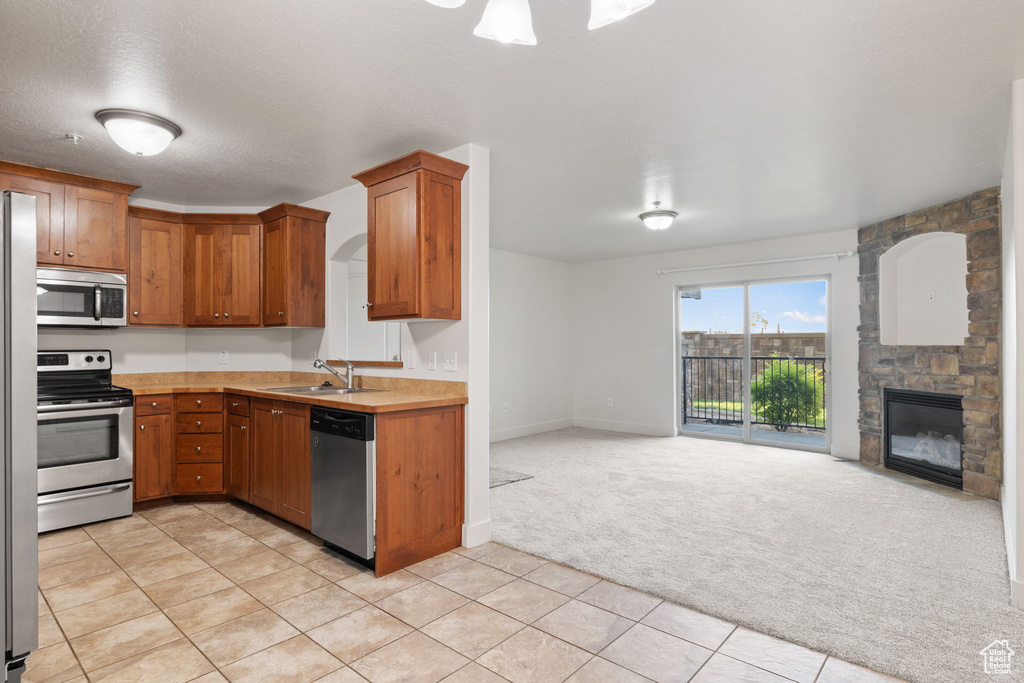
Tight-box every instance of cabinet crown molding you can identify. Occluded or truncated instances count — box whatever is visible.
[0,159,139,194]
[258,203,331,224]
[353,150,469,187]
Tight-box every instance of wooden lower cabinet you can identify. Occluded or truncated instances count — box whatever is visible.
[134,397,174,502]
[250,398,311,529]
[375,405,464,576]
[225,410,251,501]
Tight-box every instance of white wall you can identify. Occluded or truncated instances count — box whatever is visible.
[570,230,861,458]
[879,233,969,346]
[489,249,574,442]
[1002,78,1024,609]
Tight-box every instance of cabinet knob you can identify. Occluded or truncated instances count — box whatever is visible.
[67,252,74,257]
[151,402,158,407]
[240,425,246,430]
[195,399,202,407]
[139,424,145,430]
[224,312,229,318]
[195,420,202,427]
[53,250,60,256]
[214,313,220,318]
[366,302,373,308]
[133,311,139,317]
[195,475,201,481]
[278,311,284,316]
[231,402,238,407]
[196,446,201,452]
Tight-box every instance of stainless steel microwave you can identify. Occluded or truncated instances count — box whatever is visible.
[37,268,127,327]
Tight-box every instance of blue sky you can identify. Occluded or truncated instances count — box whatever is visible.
[680,280,827,334]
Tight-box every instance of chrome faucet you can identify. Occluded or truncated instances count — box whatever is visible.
[313,359,354,388]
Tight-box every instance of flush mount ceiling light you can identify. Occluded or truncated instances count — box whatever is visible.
[473,0,537,45]
[427,0,654,46]
[95,109,181,156]
[640,201,678,231]
[588,0,656,30]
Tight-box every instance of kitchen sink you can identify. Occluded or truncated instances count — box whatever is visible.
[264,385,382,396]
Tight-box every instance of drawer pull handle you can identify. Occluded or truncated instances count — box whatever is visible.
[133,311,139,317]
[53,250,60,256]
[214,313,220,318]
[67,251,74,257]
[196,400,202,407]
[240,425,246,430]
[196,446,201,452]
[224,312,229,318]
[151,402,158,407]
[195,420,202,427]
[195,475,201,481]
[139,424,145,430]
[232,402,238,407]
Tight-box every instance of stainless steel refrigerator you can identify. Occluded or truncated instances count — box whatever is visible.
[1,191,38,681]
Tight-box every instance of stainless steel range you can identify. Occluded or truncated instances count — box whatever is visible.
[37,350,134,532]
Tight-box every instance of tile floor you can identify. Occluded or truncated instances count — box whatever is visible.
[28,502,903,683]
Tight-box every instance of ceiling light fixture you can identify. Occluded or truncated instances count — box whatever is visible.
[95,109,181,156]
[424,0,466,7]
[473,0,537,45]
[589,0,656,30]
[640,201,678,231]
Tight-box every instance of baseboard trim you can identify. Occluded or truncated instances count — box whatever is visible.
[489,418,574,443]
[462,518,492,548]
[1012,579,1024,610]
[830,444,859,460]
[572,417,676,437]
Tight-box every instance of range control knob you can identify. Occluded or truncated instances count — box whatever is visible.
[84,355,94,363]
[97,355,106,363]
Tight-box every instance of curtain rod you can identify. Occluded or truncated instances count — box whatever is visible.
[656,250,856,276]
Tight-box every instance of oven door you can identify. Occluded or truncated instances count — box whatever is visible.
[36,269,127,327]
[36,403,134,495]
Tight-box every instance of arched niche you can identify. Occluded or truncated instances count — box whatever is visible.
[328,234,401,361]
[879,232,969,346]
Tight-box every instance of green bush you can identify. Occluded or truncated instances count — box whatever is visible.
[751,357,824,431]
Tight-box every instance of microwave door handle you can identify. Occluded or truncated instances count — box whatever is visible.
[94,284,102,321]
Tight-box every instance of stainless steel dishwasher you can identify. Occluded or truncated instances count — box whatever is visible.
[310,407,375,565]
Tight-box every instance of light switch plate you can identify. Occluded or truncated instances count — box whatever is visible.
[406,352,416,369]
[443,352,457,372]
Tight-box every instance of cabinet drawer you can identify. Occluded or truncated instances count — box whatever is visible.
[176,413,223,434]
[226,396,250,417]
[176,434,223,463]
[136,395,172,416]
[175,463,223,494]
[175,393,223,413]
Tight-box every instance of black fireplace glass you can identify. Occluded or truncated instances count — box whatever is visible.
[884,389,964,489]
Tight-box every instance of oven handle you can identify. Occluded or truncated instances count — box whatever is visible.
[37,400,133,414]
[94,285,103,321]
[38,483,131,506]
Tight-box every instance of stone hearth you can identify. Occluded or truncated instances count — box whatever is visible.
[858,187,1001,499]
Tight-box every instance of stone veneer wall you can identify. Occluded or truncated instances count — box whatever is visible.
[858,187,1001,499]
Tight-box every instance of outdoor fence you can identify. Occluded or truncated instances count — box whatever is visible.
[682,356,827,431]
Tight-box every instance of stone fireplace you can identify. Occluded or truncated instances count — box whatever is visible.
[858,188,1001,499]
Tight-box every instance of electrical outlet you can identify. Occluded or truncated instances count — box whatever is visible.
[428,352,437,370]
[504,403,509,413]
[219,351,229,365]
[443,352,457,372]
[927,290,936,303]
[307,351,315,366]
[606,397,614,407]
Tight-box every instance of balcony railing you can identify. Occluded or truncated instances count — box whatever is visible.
[682,356,827,431]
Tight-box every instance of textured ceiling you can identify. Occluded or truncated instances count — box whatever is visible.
[2,0,1024,262]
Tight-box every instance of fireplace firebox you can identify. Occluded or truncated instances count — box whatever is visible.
[884,389,964,489]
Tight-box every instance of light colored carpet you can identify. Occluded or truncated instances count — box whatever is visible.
[489,465,535,489]
[490,427,1023,683]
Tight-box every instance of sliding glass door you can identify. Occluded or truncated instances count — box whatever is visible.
[679,278,829,451]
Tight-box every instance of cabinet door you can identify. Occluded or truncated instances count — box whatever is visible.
[134,413,174,502]
[223,224,261,326]
[129,215,182,326]
[367,173,420,320]
[183,225,224,326]
[225,412,251,502]
[276,402,311,530]
[64,186,128,271]
[250,399,279,513]
[0,174,65,266]
[262,218,288,326]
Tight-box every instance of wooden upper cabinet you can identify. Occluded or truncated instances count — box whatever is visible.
[182,216,261,327]
[128,207,182,326]
[258,203,328,328]
[64,186,128,272]
[0,161,137,272]
[354,150,468,322]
